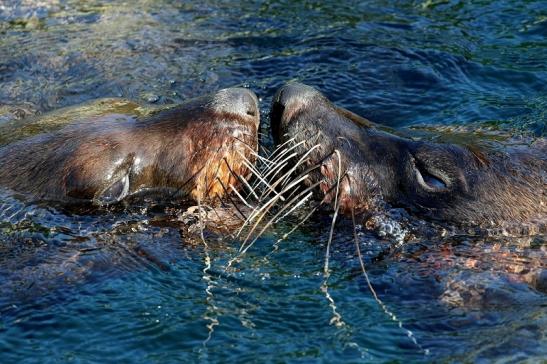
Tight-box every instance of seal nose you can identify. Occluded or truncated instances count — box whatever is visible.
[271,83,319,144]
[214,87,259,126]
[273,82,318,108]
[232,87,259,116]
[242,89,259,118]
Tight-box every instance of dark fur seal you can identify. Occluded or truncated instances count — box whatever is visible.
[0,88,259,205]
[270,83,546,232]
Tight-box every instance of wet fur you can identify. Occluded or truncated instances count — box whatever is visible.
[271,83,546,231]
[0,90,259,205]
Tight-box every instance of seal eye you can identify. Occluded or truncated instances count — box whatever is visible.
[420,172,446,189]
[246,109,256,117]
[412,158,448,191]
[96,174,130,205]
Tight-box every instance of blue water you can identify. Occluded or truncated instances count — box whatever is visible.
[0,1,546,363]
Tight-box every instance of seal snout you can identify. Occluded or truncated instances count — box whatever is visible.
[213,87,260,126]
[273,82,318,106]
[234,87,259,117]
[271,83,320,143]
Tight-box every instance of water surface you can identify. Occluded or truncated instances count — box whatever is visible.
[0,1,546,363]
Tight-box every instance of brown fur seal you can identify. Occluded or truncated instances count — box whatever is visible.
[270,83,546,234]
[0,88,259,205]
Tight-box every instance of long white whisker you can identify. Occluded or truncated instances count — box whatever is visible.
[262,160,290,186]
[321,150,345,328]
[267,139,304,164]
[256,139,305,178]
[238,153,265,181]
[267,204,320,256]
[275,192,313,224]
[197,197,219,346]
[236,172,310,241]
[214,177,247,221]
[228,172,313,269]
[262,150,297,179]
[239,142,275,167]
[350,209,429,355]
[236,180,321,260]
[234,162,320,245]
[230,184,254,209]
[250,158,291,193]
[235,156,324,251]
[277,163,323,202]
[239,175,260,201]
[269,137,296,160]
[238,150,285,202]
[259,144,321,202]
[250,149,295,192]
[259,144,271,157]
[268,139,303,164]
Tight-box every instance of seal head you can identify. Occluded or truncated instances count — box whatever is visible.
[0,87,260,205]
[270,83,546,229]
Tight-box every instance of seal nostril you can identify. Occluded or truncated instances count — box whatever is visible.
[270,101,285,144]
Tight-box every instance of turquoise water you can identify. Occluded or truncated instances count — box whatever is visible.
[0,1,546,363]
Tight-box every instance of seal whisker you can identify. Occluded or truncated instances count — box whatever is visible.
[247,137,304,192]
[268,203,320,256]
[237,150,285,202]
[238,175,260,201]
[197,196,220,347]
[231,136,274,167]
[240,171,311,236]
[233,172,311,260]
[274,191,313,224]
[250,158,293,199]
[262,141,299,167]
[258,144,271,158]
[229,183,254,209]
[269,137,296,159]
[260,144,335,204]
[169,164,207,199]
[258,144,321,203]
[322,202,344,327]
[261,160,291,187]
[204,146,225,198]
[350,208,429,355]
[249,150,276,168]
[320,150,345,328]
[215,177,247,221]
[270,163,322,204]
[255,140,300,180]
[276,134,322,190]
[215,192,228,208]
[281,149,337,198]
[261,139,306,175]
[260,147,338,222]
[222,156,245,189]
[237,154,337,248]
[236,181,322,260]
[249,156,287,193]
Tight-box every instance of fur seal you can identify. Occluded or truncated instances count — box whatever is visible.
[270,83,546,233]
[0,88,259,205]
